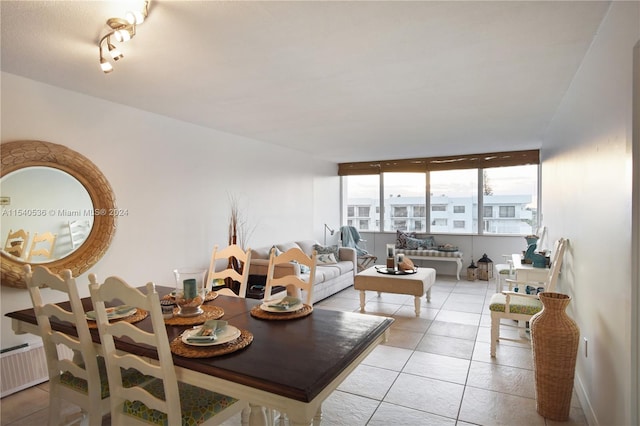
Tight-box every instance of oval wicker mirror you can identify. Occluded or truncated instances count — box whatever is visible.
[1,140,116,288]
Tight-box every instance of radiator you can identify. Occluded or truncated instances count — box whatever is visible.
[0,342,74,398]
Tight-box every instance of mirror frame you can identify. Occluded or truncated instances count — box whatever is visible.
[1,140,116,288]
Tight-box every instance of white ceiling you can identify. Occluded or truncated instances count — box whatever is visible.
[1,1,611,163]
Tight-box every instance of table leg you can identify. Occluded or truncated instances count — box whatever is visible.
[413,296,420,317]
[313,405,322,426]
[426,288,431,303]
[249,403,268,426]
[359,290,366,312]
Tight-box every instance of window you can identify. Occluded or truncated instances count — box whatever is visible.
[357,206,370,217]
[342,175,380,231]
[431,169,477,234]
[392,206,408,217]
[484,165,537,234]
[340,150,539,235]
[383,172,425,232]
[499,206,516,217]
[393,220,407,230]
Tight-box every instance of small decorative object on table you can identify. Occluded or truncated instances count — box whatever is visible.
[173,268,206,317]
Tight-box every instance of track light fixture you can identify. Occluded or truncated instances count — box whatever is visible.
[98,1,150,73]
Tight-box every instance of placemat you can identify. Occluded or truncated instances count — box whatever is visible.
[161,291,218,302]
[164,305,224,326]
[250,304,313,320]
[87,309,148,329]
[169,329,253,358]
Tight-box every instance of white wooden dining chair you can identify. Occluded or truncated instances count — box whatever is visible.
[264,246,317,306]
[489,237,567,357]
[4,228,30,259]
[24,264,110,426]
[27,231,58,262]
[88,275,248,426]
[206,244,252,297]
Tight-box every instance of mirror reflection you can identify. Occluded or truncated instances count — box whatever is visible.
[1,167,94,263]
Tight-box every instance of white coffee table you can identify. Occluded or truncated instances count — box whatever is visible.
[354,266,436,316]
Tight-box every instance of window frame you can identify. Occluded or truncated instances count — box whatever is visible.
[340,149,540,235]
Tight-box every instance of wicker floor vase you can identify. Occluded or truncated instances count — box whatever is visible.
[530,292,580,421]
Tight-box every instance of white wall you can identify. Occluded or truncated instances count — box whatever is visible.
[0,72,340,350]
[542,2,639,425]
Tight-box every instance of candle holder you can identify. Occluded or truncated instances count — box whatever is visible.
[173,268,206,317]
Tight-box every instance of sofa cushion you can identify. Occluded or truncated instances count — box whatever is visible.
[314,264,341,283]
[251,246,272,260]
[296,240,320,256]
[275,241,302,253]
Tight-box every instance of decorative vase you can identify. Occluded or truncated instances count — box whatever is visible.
[173,268,206,317]
[530,292,580,421]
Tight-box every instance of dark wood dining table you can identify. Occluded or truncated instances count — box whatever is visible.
[6,285,393,425]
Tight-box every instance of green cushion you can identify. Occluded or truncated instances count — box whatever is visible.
[489,293,542,315]
[123,379,239,426]
[59,357,150,400]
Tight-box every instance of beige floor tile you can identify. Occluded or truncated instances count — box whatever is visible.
[389,314,432,332]
[403,351,470,384]
[466,360,536,398]
[363,300,402,316]
[458,386,545,426]
[383,328,424,350]
[321,390,380,426]
[368,402,456,426]
[441,300,485,314]
[384,373,465,419]
[472,341,534,370]
[393,304,436,319]
[415,333,475,359]
[337,364,399,400]
[363,344,413,371]
[1,386,49,426]
[434,309,482,326]
[427,320,479,341]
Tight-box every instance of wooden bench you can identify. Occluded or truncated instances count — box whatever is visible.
[395,248,464,280]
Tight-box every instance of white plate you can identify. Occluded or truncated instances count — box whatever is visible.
[181,325,241,347]
[86,305,137,321]
[260,297,303,313]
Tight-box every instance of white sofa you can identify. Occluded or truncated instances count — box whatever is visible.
[249,240,357,304]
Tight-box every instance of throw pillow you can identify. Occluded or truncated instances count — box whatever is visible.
[396,230,417,248]
[404,236,423,250]
[271,245,283,256]
[290,260,311,274]
[313,244,339,258]
[317,253,338,264]
[421,236,437,249]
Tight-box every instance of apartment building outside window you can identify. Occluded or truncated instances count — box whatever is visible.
[340,150,539,235]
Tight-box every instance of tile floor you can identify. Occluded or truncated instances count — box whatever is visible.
[0,276,587,426]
